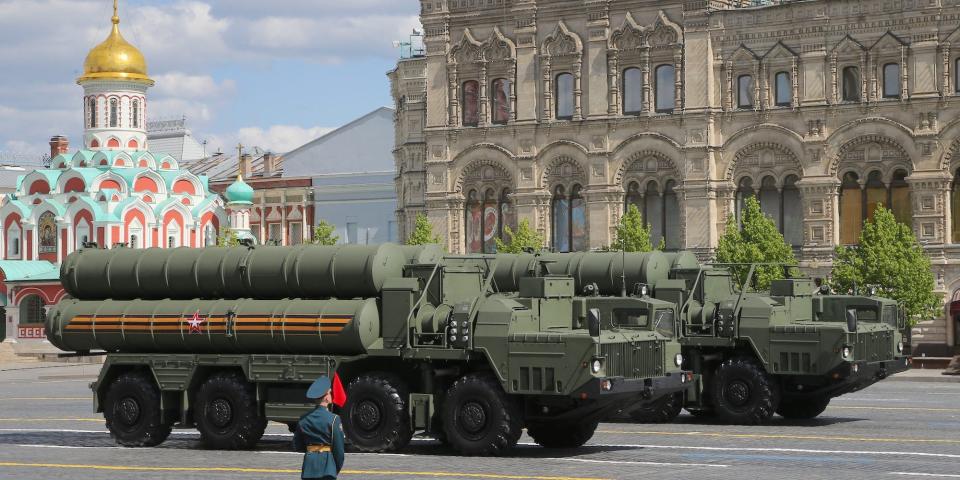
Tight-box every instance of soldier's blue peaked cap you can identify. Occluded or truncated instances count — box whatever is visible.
[306,376,332,399]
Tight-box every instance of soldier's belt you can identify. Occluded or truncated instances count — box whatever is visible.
[307,444,332,453]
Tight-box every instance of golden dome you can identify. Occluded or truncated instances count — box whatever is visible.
[77,1,153,84]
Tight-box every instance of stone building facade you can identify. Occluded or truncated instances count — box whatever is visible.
[391,0,960,354]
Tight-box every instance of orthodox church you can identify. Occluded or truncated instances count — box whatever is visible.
[0,1,226,342]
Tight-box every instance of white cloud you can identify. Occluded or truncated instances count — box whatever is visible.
[152,73,236,99]
[206,125,335,154]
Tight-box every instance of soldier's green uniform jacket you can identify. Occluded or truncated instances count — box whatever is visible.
[293,405,345,480]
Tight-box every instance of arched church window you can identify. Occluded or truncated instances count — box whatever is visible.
[166,223,180,248]
[623,67,642,115]
[462,81,479,127]
[491,78,510,124]
[839,172,862,244]
[88,98,97,128]
[864,170,886,222]
[889,169,911,225]
[759,176,780,231]
[552,184,587,252]
[205,224,216,246]
[654,64,675,113]
[75,221,90,251]
[109,98,119,128]
[775,72,791,107]
[735,177,755,223]
[782,175,803,246]
[625,181,642,211]
[132,99,140,128]
[465,189,482,253]
[738,75,754,108]
[842,66,861,102]
[555,73,574,120]
[38,211,57,254]
[499,188,515,245]
[6,224,20,259]
[883,63,901,99]
[464,187,513,253]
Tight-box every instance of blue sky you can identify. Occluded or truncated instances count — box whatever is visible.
[0,0,420,160]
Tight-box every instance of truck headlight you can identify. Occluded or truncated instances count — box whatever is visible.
[674,353,684,367]
[591,359,602,373]
[842,346,852,358]
[897,341,904,353]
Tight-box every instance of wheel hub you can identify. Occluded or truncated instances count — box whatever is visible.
[208,398,233,428]
[354,400,382,432]
[458,401,487,435]
[725,379,751,407]
[116,397,141,426]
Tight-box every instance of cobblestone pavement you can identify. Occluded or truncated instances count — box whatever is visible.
[1,362,958,480]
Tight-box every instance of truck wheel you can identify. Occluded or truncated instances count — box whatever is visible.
[710,357,779,425]
[193,372,266,450]
[441,373,522,456]
[627,392,683,423]
[343,374,412,452]
[103,372,172,447]
[686,407,715,418]
[777,396,830,419]
[527,420,598,448]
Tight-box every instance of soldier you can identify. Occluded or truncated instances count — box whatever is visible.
[294,376,345,480]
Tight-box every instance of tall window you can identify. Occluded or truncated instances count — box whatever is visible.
[129,219,143,248]
[625,180,680,249]
[842,66,861,102]
[555,73,574,120]
[737,175,803,246]
[775,71,791,106]
[737,75,754,108]
[491,78,510,124]
[88,98,97,128]
[735,177,755,223]
[782,175,803,246]
[166,224,180,248]
[883,63,901,99]
[289,222,303,245]
[132,99,140,128]
[204,224,216,246]
[623,67,642,115]
[75,221,90,250]
[839,169,911,244]
[654,64,675,113]
[6,224,20,259]
[109,98,119,128]
[462,80,479,127]
[552,184,586,252]
[464,188,513,253]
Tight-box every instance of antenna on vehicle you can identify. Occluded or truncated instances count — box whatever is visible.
[620,234,627,297]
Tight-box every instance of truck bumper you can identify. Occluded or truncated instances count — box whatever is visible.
[578,370,693,400]
[819,356,911,397]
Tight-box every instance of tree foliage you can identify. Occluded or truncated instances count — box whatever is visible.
[496,219,544,253]
[612,204,654,252]
[216,227,240,247]
[311,220,339,245]
[406,213,443,246]
[715,196,797,290]
[830,205,940,326]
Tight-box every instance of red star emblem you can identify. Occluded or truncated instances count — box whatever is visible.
[188,310,205,334]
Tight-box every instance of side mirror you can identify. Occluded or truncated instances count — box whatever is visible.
[845,308,858,333]
[587,308,601,338]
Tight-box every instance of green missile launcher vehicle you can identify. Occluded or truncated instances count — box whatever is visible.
[480,251,910,424]
[46,243,691,456]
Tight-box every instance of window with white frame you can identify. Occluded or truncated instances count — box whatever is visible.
[75,221,91,250]
[6,224,21,259]
[204,223,216,246]
[166,223,180,248]
[289,222,303,245]
[267,223,282,245]
[129,219,143,248]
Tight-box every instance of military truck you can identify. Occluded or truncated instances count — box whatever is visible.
[46,244,690,456]
[481,251,910,424]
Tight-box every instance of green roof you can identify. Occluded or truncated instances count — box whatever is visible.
[0,260,60,282]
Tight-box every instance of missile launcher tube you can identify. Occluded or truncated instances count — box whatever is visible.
[61,244,408,301]
[491,251,681,295]
[46,297,381,355]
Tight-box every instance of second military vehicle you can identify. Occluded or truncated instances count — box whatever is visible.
[483,251,910,424]
[47,244,690,456]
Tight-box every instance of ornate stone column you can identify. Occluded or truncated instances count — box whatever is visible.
[796,176,841,267]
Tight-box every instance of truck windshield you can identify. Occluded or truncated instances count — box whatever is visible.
[612,308,648,328]
[881,305,897,327]
[653,310,675,338]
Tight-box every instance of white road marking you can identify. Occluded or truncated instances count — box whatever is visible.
[553,458,727,468]
[583,443,960,460]
[890,473,960,478]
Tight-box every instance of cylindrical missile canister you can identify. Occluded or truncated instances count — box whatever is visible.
[400,244,444,265]
[61,244,406,300]
[664,251,699,271]
[46,297,381,355]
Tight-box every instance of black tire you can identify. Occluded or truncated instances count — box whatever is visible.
[441,373,523,456]
[777,396,830,420]
[527,420,599,449]
[343,374,412,452]
[103,371,172,447]
[627,392,683,423]
[710,357,779,425]
[193,371,266,450]
[686,407,715,418]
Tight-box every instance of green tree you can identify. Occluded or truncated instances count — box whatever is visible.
[311,220,339,245]
[611,204,653,252]
[830,205,940,327]
[216,227,240,247]
[715,196,797,290]
[406,213,442,245]
[496,219,545,253]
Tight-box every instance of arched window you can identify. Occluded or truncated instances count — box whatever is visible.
[204,223,216,246]
[625,181,642,211]
[775,71,791,106]
[864,170,886,221]
[75,221,90,250]
[464,188,513,253]
[654,64,675,113]
[491,78,510,124]
[465,190,482,253]
[735,177,755,223]
[88,98,97,128]
[166,223,180,248]
[499,188,516,246]
[737,75,754,108]
[842,66,861,102]
[624,180,680,249]
[883,63,901,99]
[129,218,143,249]
[952,168,960,243]
[132,99,140,128]
[462,80,479,127]
[663,180,681,250]
[645,181,664,247]
[551,184,586,252]
[738,174,804,246]
[889,169,911,224]
[109,98,119,128]
[839,172,862,244]
[6,224,21,259]
[782,175,803,246]
[839,170,910,245]
[759,176,780,231]
[623,67,642,115]
[555,73,574,120]
[20,294,46,325]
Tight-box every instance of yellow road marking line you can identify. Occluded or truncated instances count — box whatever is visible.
[0,418,101,422]
[0,462,607,480]
[596,430,960,445]
[828,405,960,413]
